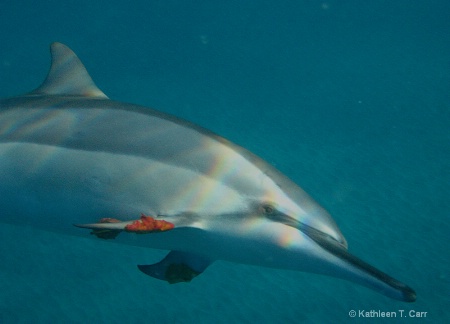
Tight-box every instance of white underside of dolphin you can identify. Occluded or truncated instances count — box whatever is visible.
[0,43,416,302]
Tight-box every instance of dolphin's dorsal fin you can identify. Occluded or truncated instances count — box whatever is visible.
[29,42,108,98]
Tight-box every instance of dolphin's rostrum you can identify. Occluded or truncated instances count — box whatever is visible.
[0,43,415,302]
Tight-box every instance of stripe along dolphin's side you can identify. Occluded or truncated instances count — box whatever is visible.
[0,43,416,302]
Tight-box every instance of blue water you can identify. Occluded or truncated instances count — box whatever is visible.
[1,1,449,323]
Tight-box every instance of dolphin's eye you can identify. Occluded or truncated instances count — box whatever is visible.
[261,204,275,215]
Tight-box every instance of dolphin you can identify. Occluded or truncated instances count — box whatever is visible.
[0,42,415,302]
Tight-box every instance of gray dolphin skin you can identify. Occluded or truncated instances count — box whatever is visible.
[0,43,415,302]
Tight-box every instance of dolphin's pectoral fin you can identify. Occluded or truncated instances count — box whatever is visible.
[74,214,175,239]
[138,251,212,284]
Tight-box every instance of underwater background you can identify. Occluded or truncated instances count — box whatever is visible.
[0,1,449,323]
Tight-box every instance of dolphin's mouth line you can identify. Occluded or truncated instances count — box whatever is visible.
[265,211,347,248]
[269,213,416,302]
